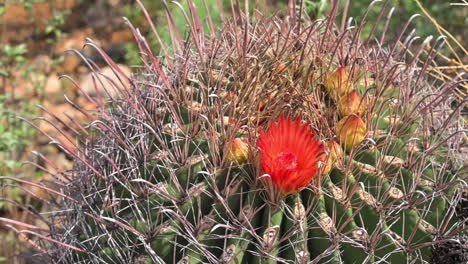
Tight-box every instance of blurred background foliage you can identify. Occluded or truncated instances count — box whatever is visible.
[0,0,466,263]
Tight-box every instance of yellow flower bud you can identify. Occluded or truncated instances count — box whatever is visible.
[338,90,366,117]
[322,140,344,174]
[275,62,287,74]
[226,138,249,164]
[336,114,367,151]
[325,66,353,97]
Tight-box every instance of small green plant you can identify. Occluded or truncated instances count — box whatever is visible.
[0,95,36,151]
[0,44,28,78]
[0,43,41,97]
[300,0,328,19]
[0,94,36,211]
[44,9,70,41]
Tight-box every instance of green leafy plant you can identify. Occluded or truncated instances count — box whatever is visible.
[0,44,28,78]
[0,95,36,152]
[44,8,70,41]
[0,94,37,209]
[299,0,328,19]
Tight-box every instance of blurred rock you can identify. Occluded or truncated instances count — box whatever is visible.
[88,44,127,65]
[26,173,54,202]
[43,73,77,104]
[55,28,93,55]
[55,29,102,73]
[0,3,29,26]
[32,55,53,73]
[37,101,86,152]
[111,29,134,43]
[4,71,37,98]
[59,54,81,73]
[106,0,121,7]
[44,73,62,95]
[47,152,73,172]
[0,1,78,26]
[32,2,54,30]
[76,96,99,113]
[79,64,131,98]
[26,153,72,203]
[85,0,124,30]
[53,0,78,10]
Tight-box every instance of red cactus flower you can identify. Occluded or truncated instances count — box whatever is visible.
[257,115,325,195]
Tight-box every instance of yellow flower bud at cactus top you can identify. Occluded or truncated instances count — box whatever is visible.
[336,114,367,151]
[338,90,366,117]
[226,138,249,164]
[275,62,287,74]
[325,66,353,97]
[323,140,344,174]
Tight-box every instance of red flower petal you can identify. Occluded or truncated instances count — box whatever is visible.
[257,115,325,195]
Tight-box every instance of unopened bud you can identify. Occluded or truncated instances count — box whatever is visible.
[325,66,353,97]
[338,90,366,116]
[226,138,249,164]
[220,90,237,101]
[210,71,229,86]
[323,140,344,174]
[275,62,287,74]
[336,114,367,151]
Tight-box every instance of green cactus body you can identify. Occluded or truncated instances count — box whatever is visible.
[305,192,343,263]
[226,192,264,263]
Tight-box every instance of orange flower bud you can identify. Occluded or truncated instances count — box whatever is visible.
[338,90,366,117]
[325,66,353,97]
[275,62,287,74]
[336,114,367,151]
[322,140,344,174]
[226,138,249,164]
[220,91,236,101]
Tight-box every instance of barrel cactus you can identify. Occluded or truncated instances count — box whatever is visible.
[2,1,466,263]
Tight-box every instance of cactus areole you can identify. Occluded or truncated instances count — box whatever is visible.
[257,115,325,195]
